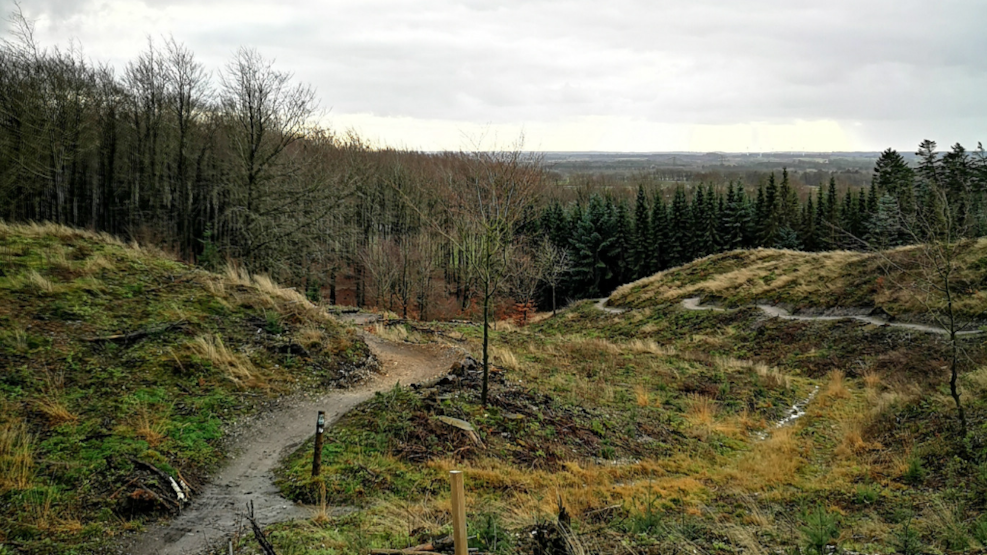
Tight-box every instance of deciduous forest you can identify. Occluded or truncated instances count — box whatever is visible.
[3,19,986,321]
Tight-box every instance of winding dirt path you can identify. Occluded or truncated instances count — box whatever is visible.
[593,297,628,314]
[122,332,459,555]
[682,296,982,336]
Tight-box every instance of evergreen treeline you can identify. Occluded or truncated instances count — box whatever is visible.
[3,12,986,318]
[538,144,987,301]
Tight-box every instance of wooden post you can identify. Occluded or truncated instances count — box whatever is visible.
[450,470,467,555]
[312,411,326,477]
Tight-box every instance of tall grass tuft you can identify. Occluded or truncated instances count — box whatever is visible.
[187,335,262,387]
[0,421,35,491]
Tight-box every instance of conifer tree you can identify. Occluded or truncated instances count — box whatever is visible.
[801,196,817,251]
[650,193,668,272]
[667,186,690,267]
[631,185,652,279]
[569,195,615,297]
[613,200,633,286]
[823,177,840,248]
[759,173,779,245]
[778,168,799,228]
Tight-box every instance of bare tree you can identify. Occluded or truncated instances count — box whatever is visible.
[537,237,571,315]
[505,242,543,325]
[870,140,980,438]
[219,47,318,267]
[396,145,544,404]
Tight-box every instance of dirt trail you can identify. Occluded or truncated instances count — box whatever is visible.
[123,331,459,555]
[593,297,628,314]
[682,296,982,336]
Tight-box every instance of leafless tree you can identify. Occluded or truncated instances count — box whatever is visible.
[537,237,571,315]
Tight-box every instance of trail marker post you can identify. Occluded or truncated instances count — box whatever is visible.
[312,411,326,477]
[450,470,467,555]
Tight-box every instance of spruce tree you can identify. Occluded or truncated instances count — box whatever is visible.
[778,168,799,228]
[613,200,633,286]
[667,186,690,267]
[650,193,668,272]
[690,185,708,257]
[631,185,652,279]
[824,177,839,248]
[758,173,780,245]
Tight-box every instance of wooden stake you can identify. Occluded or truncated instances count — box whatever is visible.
[450,470,467,555]
[312,411,326,477]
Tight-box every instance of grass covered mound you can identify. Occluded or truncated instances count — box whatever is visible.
[610,241,987,322]
[0,222,373,554]
[264,299,987,554]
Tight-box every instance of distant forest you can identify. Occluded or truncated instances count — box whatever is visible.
[2,13,986,320]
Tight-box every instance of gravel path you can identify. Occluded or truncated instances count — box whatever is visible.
[122,332,459,555]
[682,296,982,336]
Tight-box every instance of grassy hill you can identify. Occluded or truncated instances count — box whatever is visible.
[0,222,372,554]
[258,249,987,554]
[610,242,987,323]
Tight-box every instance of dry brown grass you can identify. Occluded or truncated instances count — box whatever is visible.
[611,248,867,306]
[35,371,77,425]
[730,427,803,490]
[625,338,675,356]
[0,220,123,245]
[634,384,650,407]
[822,370,850,401]
[686,394,719,438]
[187,335,263,387]
[863,371,882,390]
[428,456,706,527]
[79,254,114,276]
[297,327,328,350]
[716,357,791,390]
[23,269,55,294]
[132,403,168,447]
[0,421,35,492]
[491,345,521,371]
[34,397,78,426]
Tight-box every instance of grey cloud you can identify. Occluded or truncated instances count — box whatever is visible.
[2,0,984,149]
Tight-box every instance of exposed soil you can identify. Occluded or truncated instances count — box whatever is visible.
[119,329,460,555]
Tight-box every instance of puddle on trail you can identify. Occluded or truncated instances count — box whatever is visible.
[754,386,819,440]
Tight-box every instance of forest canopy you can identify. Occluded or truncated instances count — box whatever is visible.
[2,10,985,320]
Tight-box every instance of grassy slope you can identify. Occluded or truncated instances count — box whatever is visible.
[0,222,371,554]
[610,242,987,322]
[258,248,987,555]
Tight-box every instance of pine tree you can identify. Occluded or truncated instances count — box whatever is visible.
[650,193,668,272]
[759,173,779,246]
[690,186,709,257]
[800,196,816,251]
[753,184,766,247]
[667,186,689,267]
[738,186,756,247]
[569,195,616,297]
[778,167,799,228]
[613,200,632,286]
[823,177,839,248]
[720,182,744,250]
[867,194,901,250]
[631,185,652,279]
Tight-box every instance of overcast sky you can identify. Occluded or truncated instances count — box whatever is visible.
[2,0,985,152]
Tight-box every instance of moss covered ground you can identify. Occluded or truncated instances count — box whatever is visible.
[257,255,987,554]
[0,222,370,554]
